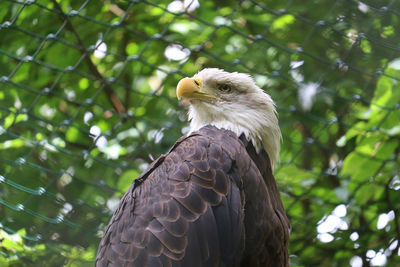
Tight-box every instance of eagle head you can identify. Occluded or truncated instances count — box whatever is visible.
[176,68,281,171]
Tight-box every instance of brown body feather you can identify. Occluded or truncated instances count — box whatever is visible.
[96,125,289,267]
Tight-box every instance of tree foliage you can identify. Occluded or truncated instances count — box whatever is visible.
[0,0,399,266]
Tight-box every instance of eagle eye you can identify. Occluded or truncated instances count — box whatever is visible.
[218,84,231,92]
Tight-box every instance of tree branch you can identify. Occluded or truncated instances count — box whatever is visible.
[51,0,126,114]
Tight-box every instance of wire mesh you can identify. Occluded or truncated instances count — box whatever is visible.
[0,0,399,266]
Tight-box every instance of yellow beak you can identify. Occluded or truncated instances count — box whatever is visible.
[176,77,202,100]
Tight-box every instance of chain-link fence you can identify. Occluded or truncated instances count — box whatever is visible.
[1,0,399,266]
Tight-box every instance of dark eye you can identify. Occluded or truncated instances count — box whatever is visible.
[218,84,231,92]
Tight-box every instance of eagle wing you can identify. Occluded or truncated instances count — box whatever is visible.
[96,126,289,267]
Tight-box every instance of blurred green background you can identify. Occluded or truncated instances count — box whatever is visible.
[0,0,399,266]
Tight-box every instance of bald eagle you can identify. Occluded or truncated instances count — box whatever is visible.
[96,69,290,267]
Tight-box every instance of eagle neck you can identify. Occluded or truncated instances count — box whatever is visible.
[239,134,285,211]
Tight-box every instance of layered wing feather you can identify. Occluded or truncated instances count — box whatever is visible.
[96,125,289,267]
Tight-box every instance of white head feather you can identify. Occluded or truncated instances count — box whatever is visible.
[185,68,281,171]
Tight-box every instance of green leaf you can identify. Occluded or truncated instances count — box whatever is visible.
[276,164,316,195]
[79,78,90,90]
[126,42,139,55]
[0,139,26,149]
[360,39,372,54]
[271,14,295,31]
[2,112,28,129]
[66,127,81,143]
[341,152,382,182]
[382,25,395,37]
